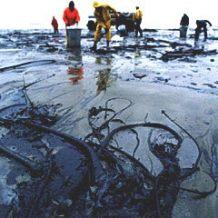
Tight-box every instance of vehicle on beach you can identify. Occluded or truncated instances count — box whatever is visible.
[87,12,135,32]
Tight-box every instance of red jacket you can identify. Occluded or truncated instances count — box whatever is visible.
[51,17,58,29]
[63,8,80,26]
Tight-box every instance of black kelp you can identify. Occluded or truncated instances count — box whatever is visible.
[161,49,217,62]
[0,88,101,217]
[0,92,216,217]
[0,60,57,73]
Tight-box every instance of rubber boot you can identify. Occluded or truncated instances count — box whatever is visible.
[91,41,97,51]
[106,40,110,50]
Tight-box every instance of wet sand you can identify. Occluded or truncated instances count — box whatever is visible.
[0,29,218,217]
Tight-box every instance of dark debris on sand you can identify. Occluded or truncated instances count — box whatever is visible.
[0,31,217,62]
[0,87,216,217]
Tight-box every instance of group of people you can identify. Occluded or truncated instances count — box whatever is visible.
[180,14,212,41]
[51,1,212,50]
[51,1,143,50]
[91,2,143,50]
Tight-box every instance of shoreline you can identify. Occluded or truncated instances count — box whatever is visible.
[0,29,217,217]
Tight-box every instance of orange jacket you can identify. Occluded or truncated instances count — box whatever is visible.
[63,8,80,26]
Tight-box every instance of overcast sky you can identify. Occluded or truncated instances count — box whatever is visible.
[0,0,217,29]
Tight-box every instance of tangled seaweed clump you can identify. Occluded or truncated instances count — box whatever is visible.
[0,91,216,217]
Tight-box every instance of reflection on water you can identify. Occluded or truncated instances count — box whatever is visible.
[67,48,82,62]
[134,49,141,67]
[134,49,141,58]
[67,48,84,84]
[95,56,112,65]
[95,57,115,95]
[96,68,111,94]
[67,66,84,84]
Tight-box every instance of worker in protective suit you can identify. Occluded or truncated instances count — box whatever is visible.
[91,1,117,50]
[180,14,189,39]
[51,16,59,34]
[195,20,212,41]
[63,1,80,27]
[133,6,143,37]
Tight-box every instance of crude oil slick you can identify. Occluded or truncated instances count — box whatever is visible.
[0,29,218,217]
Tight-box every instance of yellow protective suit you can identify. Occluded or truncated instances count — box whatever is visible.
[93,1,116,42]
[134,9,143,21]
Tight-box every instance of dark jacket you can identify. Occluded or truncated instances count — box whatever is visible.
[196,20,212,28]
[180,14,189,26]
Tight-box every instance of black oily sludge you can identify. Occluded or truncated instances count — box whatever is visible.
[0,94,216,217]
[0,89,95,217]
[0,60,57,73]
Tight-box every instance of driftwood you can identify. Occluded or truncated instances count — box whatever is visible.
[161,49,217,61]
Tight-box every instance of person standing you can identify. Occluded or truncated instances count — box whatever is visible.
[51,16,59,34]
[63,1,80,27]
[180,14,189,39]
[133,6,143,37]
[91,1,117,50]
[195,20,212,41]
